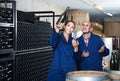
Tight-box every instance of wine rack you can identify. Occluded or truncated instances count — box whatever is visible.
[0,49,14,81]
[0,7,13,23]
[0,0,16,49]
[0,0,16,81]
[15,46,53,81]
[0,26,14,49]
[0,0,16,24]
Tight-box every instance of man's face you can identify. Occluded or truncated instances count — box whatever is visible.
[81,22,91,33]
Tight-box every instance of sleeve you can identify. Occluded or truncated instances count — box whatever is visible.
[98,37,105,48]
[73,38,82,66]
[102,47,110,57]
[98,37,110,57]
[49,30,59,48]
[74,51,80,61]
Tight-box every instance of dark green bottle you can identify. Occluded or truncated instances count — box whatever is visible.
[114,52,119,70]
[110,52,115,70]
[110,52,119,70]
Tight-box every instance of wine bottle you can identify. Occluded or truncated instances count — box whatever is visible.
[110,52,115,70]
[55,7,70,34]
[56,7,70,25]
[114,52,119,70]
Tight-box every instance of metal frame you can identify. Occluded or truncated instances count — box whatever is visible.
[0,0,17,51]
[29,11,55,29]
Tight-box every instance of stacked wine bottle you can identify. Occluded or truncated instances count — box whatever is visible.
[110,51,120,70]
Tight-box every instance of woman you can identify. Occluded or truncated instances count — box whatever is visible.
[47,20,77,81]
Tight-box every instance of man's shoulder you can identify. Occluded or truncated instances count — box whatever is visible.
[92,33,101,38]
[77,35,83,40]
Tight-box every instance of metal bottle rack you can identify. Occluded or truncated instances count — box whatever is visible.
[0,0,16,50]
[0,0,16,81]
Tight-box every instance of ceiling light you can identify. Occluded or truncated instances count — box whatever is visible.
[103,12,113,16]
[106,13,113,16]
[80,0,113,17]
[93,4,104,11]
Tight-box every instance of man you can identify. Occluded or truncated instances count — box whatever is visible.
[73,21,109,71]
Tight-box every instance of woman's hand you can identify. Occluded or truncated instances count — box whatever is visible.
[72,39,79,52]
[55,23,64,33]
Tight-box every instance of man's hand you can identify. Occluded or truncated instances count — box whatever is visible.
[82,50,89,57]
[98,45,105,53]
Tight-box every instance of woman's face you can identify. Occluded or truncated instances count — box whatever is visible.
[64,22,75,35]
[81,21,91,33]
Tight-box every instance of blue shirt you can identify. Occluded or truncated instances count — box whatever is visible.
[47,31,77,81]
[76,33,109,71]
